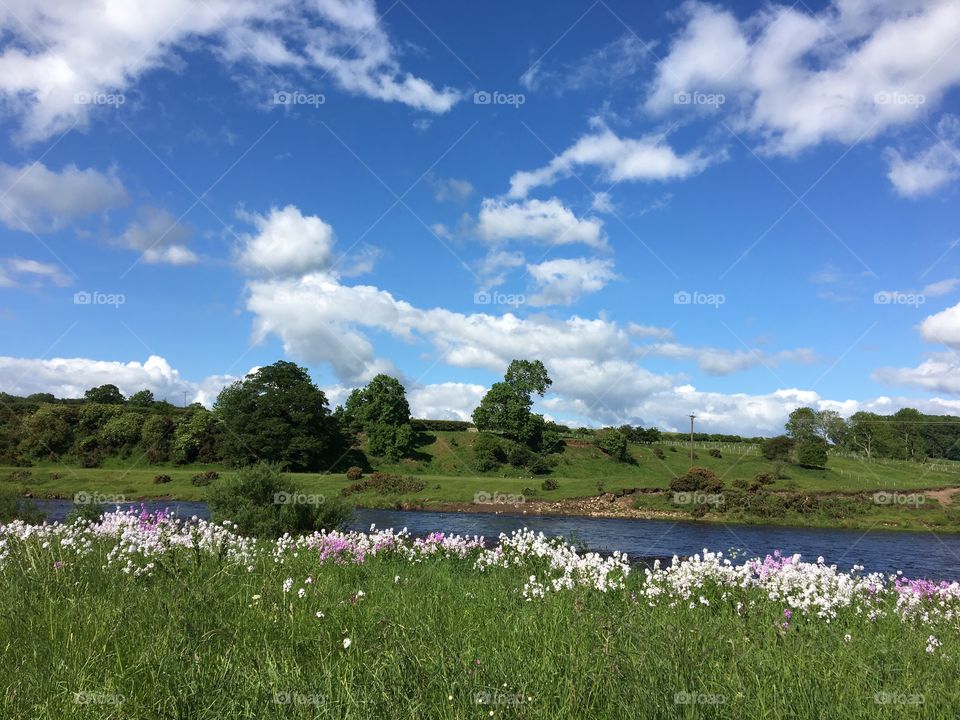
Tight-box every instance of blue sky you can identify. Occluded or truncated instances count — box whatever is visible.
[1,0,959,434]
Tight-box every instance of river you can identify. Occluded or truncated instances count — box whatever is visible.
[26,499,960,579]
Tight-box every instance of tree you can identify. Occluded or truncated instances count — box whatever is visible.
[140,414,174,462]
[761,435,794,461]
[98,412,144,453]
[472,359,552,450]
[846,412,890,459]
[796,437,828,468]
[342,374,414,460]
[128,389,155,406]
[817,410,847,445]
[213,361,339,471]
[20,405,74,458]
[84,384,125,404]
[785,407,819,441]
[172,408,222,464]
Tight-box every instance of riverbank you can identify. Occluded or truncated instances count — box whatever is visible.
[3,510,958,719]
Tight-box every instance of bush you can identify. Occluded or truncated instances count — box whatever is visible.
[5,469,31,483]
[473,433,507,472]
[0,490,45,523]
[653,447,665,460]
[345,466,363,481]
[762,435,794,461]
[669,446,678,453]
[66,502,106,524]
[595,429,629,462]
[709,448,722,459]
[209,462,352,537]
[541,478,559,491]
[340,472,426,496]
[153,474,172,484]
[522,487,537,496]
[669,466,723,494]
[191,470,219,487]
[796,437,828,468]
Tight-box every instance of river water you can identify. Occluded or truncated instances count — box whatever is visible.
[26,499,960,579]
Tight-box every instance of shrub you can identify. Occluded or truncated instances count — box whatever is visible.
[209,462,352,537]
[796,437,828,468]
[65,502,106,524]
[595,429,629,462]
[762,435,794,461]
[653,447,665,460]
[0,490,45,523]
[340,472,427,496]
[541,478,559,491]
[5,469,31,483]
[522,487,537,496]
[191,470,219,487]
[153,474,172,484]
[473,433,507,472]
[345,466,363,481]
[669,466,723,494]
[709,448,722,459]
[669,446,678,453]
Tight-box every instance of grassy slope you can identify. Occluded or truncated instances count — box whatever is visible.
[4,432,960,531]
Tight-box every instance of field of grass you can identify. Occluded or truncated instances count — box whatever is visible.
[2,511,958,719]
[3,432,960,532]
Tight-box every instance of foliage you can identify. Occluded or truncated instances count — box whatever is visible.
[472,359,552,451]
[669,466,723,494]
[140,415,174,462]
[214,361,340,471]
[762,435,794,461]
[346,466,363,481]
[128,390,155,406]
[595,429,629,462]
[191,470,220,487]
[208,462,352,537]
[0,490,44,523]
[153,474,172,484]
[709,448,722,459]
[340,472,427,496]
[171,408,221,465]
[83,384,125,404]
[797,437,829,468]
[541,478,558,491]
[20,405,75,458]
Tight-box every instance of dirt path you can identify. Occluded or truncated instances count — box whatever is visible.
[924,487,960,506]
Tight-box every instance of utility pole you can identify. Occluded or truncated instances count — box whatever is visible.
[688,413,696,466]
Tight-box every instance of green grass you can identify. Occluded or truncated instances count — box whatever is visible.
[1,528,956,719]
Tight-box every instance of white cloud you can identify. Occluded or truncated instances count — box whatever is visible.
[521,34,651,94]
[0,355,237,407]
[475,197,606,249]
[508,119,718,198]
[433,177,474,202]
[477,249,526,289]
[526,257,617,306]
[918,300,960,348]
[644,343,819,376]
[0,162,127,232]
[407,382,487,421]
[0,0,459,143]
[646,1,960,157]
[886,142,960,197]
[873,353,960,394]
[0,258,71,288]
[238,205,336,277]
[116,206,197,266]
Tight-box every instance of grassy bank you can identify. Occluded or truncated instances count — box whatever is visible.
[1,511,957,719]
[3,433,960,532]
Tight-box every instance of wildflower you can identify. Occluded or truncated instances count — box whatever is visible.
[315,611,324,619]
[395,575,401,584]
[343,638,352,649]
[53,560,63,570]
[844,634,851,643]
[926,635,941,654]
[251,594,261,601]
[282,578,293,594]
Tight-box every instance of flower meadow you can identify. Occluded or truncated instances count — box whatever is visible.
[2,509,959,718]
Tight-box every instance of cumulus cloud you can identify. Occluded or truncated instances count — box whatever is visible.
[526,257,617,306]
[0,355,237,407]
[0,162,127,232]
[475,197,606,249]
[873,353,960,394]
[115,206,197,266]
[407,382,487,421]
[918,301,960,348]
[507,119,718,199]
[433,177,474,203]
[0,258,71,288]
[0,0,459,143]
[644,343,819,376]
[237,205,336,277]
[646,1,960,157]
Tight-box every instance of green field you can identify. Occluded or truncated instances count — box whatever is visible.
[5,432,960,532]
[2,515,958,720]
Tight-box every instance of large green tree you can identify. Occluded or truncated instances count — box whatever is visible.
[214,361,340,471]
[342,374,415,461]
[472,359,551,450]
[84,384,125,404]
